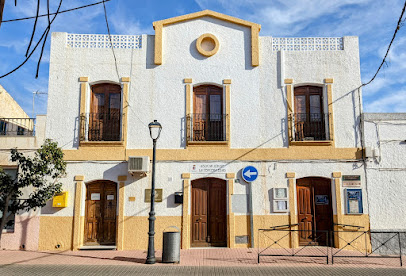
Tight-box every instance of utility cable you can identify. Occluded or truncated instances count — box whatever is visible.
[361,0,406,88]
[1,0,111,23]
[0,0,62,79]
[25,0,40,57]
[102,0,120,81]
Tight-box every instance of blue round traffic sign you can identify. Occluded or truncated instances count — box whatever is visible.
[242,166,258,182]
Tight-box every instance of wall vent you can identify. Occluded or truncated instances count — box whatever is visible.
[128,156,149,173]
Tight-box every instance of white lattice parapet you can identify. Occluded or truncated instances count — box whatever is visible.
[272,37,343,51]
[66,34,142,49]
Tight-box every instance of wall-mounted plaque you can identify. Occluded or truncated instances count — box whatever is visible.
[91,193,100,200]
[107,195,114,200]
[315,195,329,205]
[346,189,363,214]
[190,163,227,174]
[342,175,361,187]
[145,189,163,202]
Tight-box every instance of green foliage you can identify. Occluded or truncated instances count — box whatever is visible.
[0,139,66,218]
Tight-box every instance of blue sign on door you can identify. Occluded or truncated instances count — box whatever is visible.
[242,166,258,182]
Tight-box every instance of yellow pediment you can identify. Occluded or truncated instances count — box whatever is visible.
[152,10,261,66]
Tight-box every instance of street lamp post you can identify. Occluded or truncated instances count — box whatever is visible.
[146,120,162,264]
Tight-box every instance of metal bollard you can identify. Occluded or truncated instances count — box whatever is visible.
[162,226,181,263]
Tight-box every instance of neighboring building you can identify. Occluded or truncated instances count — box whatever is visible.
[0,85,46,250]
[42,10,368,251]
[363,113,406,253]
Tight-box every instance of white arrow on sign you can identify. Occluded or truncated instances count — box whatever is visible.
[244,169,258,178]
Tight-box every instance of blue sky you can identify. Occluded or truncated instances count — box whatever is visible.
[0,0,405,117]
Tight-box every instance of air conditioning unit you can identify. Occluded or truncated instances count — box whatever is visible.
[128,156,149,174]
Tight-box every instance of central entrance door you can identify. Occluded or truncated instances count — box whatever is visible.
[85,181,117,245]
[191,178,227,247]
[296,177,333,246]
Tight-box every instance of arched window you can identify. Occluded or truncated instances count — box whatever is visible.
[88,83,121,141]
[294,86,327,141]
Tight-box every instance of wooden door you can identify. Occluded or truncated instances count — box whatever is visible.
[191,181,209,247]
[85,181,117,245]
[297,178,333,246]
[297,180,314,245]
[313,178,333,246]
[209,180,227,246]
[191,178,227,247]
[193,85,223,141]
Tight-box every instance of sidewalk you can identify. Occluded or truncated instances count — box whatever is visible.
[0,248,404,268]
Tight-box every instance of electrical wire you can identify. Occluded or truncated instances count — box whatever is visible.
[102,0,120,81]
[25,0,40,57]
[361,0,406,88]
[1,0,111,23]
[0,0,62,79]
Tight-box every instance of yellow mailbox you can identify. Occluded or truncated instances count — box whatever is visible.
[53,192,68,208]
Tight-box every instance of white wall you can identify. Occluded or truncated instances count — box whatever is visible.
[40,160,366,219]
[47,16,362,150]
[364,113,406,230]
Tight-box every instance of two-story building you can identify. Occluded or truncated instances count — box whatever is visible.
[41,10,369,251]
[0,84,46,250]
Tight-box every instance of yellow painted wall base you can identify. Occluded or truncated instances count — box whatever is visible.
[37,214,370,251]
[38,216,74,251]
[123,216,182,250]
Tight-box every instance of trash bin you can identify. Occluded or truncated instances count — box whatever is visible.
[162,226,181,263]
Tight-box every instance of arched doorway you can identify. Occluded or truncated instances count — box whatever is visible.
[296,177,333,246]
[84,180,117,245]
[191,178,227,247]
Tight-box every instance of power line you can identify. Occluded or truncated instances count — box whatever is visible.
[102,0,120,81]
[1,0,111,23]
[361,0,406,88]
[0,0,62,79]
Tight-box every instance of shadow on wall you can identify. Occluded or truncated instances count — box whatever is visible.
[180,116,186,148]
[103,162,129,182]
[73,116,80,149]
[146,35,158,70]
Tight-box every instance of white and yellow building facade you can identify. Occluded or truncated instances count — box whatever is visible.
[42,10,369,251]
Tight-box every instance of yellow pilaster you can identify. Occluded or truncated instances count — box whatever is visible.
[251,25,260,67]
[325,78,335,142]
[117,175,126,250]
[121,77,130,150]
[227,173,235,248]
[185,79,192,144]
[72,176,84,250]
[287,172,298,248]
[154,23,163,65]
[285,79,293,144]
[224,80,231,144]
[333,172,343,248]
[79,77,88,141]
[181,173,191,249]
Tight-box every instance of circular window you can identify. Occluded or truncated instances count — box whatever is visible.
[196,33,219,57]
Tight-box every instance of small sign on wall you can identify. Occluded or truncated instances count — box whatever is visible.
[342,175,361,187]
[190,163,227,174]
[315,195,329,205]
[145,189,163,202]
[345,189,363,214]
[91,193,100,201]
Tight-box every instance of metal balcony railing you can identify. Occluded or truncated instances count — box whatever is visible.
[289,113,331,141]
[187,113,227,142]
[0,118,35,136]
[80,112,122,141]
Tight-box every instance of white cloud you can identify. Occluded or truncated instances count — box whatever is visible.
[110,16,152,35]
[364,90,406,112]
